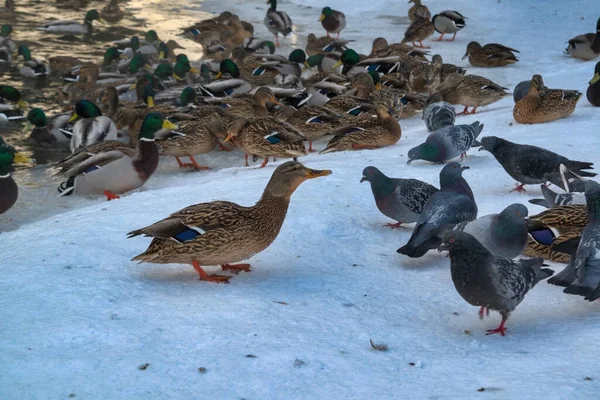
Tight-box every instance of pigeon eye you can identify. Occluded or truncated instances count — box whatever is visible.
[516,212,520,216]
[449,238,455,243]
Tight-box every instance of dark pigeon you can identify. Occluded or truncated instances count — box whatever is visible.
[543,164,588,193]
[441,230,554,336]
[455,203,529,259]
[529,185,587,208]
[361,166,439,228]
[408,121,484,164]
[479,136,596,193]
[422,101,456,132]
[397,162,477,258]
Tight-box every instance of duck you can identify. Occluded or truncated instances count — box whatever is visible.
[524,230,580,264]
[587,61,600,106]
[234,49,307,86]
[25,108,73,146]
[369,37,428,60]
[0,24,17,54]
[57,112,176,200]
[408,55,442,93]
[401,16,435,49]
[513,74,581,124]
[68,99,119,152]
[183,14,253,50]
[244,38,277,55]
[332,48,403,77]
[127,161,331,283]
[408,0,431,22]
[204,58,253,97]
[15,45,50,78]
[319,103,401,153]
[37,9,105,34]
[397,92,428,119]
[0,0,15,18]
[429,74,510,115]
[223,116,307,168]
[49,56,83,75]
[431,11,466,41]
[0,138,31,215]
[462,41,519,67]
[212,86,280,118]
[264,0,293,47]
[274,104,343,152]
[305,33,352,56]
[100,0,124,23]
[565,17,600,61]
[319,7,346,39]
[0,85,27,109]
[430,54,466,83]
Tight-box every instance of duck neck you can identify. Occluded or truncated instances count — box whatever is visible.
[133,139,159,181]
[253,192,291,228]
[252,102,269,117]
[355,85,373,98]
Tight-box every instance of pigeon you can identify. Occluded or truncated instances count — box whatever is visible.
[440,230,554,336]
[529,185,587,208]
[422,101,456,132]
[407,121,484,164]
[479,136,596,193]
[455,203,529,259]
[397,162,477,258]
[361,166,439,228]
[549,181,600,301]
[543,164,588,193]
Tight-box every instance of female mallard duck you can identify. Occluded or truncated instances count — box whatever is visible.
[305,33,352,56]
[264,0,292,47]
[401,16,435,49]
[274,104,343,152]
[183,14,252,50]
[369,37,428,61]
[69,99,119,152]
[127,161,331,283]
[319,7,346,39]
[211,86,280,118]
[408,55,442,93]
[397,92,427,119]
[100,0,124,23]
[49,56,83,75]
[25,108,73,146]
[462,41,519,67]
[16,45,50,78]
[513,74,582,124]
[37,9,105,34]
[429,74,510,115]
[430,54,466,83]
[565,17,600,61]
[432,10,466,41]
[524,230,581,264]
[0,139,30,215]
[319,103,401,153]
[408,0,430,22]
[223,116,307,168]
[587,61,600,106]
[57,112,176,200]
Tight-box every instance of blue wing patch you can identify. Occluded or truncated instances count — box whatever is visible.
[252,66,266,76]
[347,106,363,116]
[306,116,323,124]
[366,64,380,72]
[264,131,281,144]
[83,165,100,174]
[173,226,206,243]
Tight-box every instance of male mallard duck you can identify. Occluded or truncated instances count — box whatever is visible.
[513,74,581,124]
[203,58,253,97]
[0,85,27,109]
[25,108,73,146]
[69,99,119,152]
[244,38,276,55]
[432,11,465,41]
[274,104,343,152]
[37,9,105,34]
[565,17,600,61]
[408,0,431,22]
[401,16,435,49]
[430,74,510,115]
[127,161,331,283]
[57,112,176,200]
[305,33,352,56]
[0,24,17,53]
[223,116,307,168]
[319,103,401,153]
[332,48,403,77]
[587,61,600,106]
[264,0,292,47]
[462,41,519,67]
[15,45,50,78]
[100,0,124,23]
[319,7,346,39]
[0,139,31,215]
[430,54,466,83]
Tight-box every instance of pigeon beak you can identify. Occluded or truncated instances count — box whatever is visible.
[461,166,470,170]
[478,147,485,151]
[360,176,367,183]
[461,52,468,60]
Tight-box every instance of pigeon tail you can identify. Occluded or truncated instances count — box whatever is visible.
[565,160,596,176]
[548,263,577,287]
[563,283,593,297]
[528,198,549,208]
[585,284,600,302]
[540,185,558,207]
[397,236,441,258]
[470,121,484,140]
[535,268,555,285]
[551,237,580,255]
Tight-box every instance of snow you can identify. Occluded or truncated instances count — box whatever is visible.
[2,0,600,398]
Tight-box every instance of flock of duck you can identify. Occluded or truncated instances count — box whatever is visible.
[1,0,600,336]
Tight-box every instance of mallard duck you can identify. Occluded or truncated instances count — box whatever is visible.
[524,230,580,264]
[401,16,435,49]
[397,92,427,119]
[183,14,252,50]
[430,54,466,83]
[0,24,17,53]
[332,48,404,77]
[25,108,73,146]
[264,0,292,47]
[100,0,124,23]
[15,45,50,78]
[0,85,27,109]
[408,56,442,93]
[57,112,176,200]
[587,61,600,106]
[127,161,331,283]
[274,104,343,152]
[462,41,519,67]
[48,56,83,75]
[408,0,431,22]
[513,74,581,124]
[565,17,600,61]
[69,99,119,152]
[430,74,510,115]
[37,9,105,34]
[208,86,280,118]
[432,11,466,41]
[244,38,276,55]
[0,0,15,18]
[305,33,352,56]
[319,103,401,153]
[0,139,31,215]
[232,49,306,86]
[203,58,253,97]
[223,116,307,168]
[319,7,346,39]
[369,37,428,61]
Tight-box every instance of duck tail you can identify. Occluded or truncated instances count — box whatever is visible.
[57,176,75,197]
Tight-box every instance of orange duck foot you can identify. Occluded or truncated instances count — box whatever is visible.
[221,263,252,274]
[104,191,121,201]
[192,260,231,283]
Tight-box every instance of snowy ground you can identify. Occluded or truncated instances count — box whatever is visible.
[2,0,600,398]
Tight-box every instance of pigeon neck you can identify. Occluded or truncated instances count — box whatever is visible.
[370,174,395,196]
[588,199,600,220]
[441,177,474,202]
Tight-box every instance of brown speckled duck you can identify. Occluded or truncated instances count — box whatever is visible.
[408,0,431,22]
[274,104,343,152]
[462,41,519,67]
[127,161,332,283]
[401,16,435,49]
[430,74,510,115]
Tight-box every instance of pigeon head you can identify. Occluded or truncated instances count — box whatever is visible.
[407,143,440,163]
[498,203,529,230]
[440,230,481,253]
[585,180,600,218]
[439,162,469,188]
[479,136,504,153]
[360,166,384,183]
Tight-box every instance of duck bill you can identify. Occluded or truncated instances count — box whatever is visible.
[162,120,178,130]
[189,67,200,74]
[13,152,31,164]
[302,61,312,72]
[214,71,223,80]
[590,72,600,85]
[21,122,33,134]
[223,132,235,142]
[332,60,343,70]
[97,18,107,25]
[147,96,155,107]
[305,168,332,179]
[67,113,79,123]
[270,96,281,105]
[375,82,383,90]
[17,100,28,109]
[318,14,325,22]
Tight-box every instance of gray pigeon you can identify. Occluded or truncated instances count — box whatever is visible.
[397,162,477,258]
[479,136,596,193]
[543,164,588,193]
[529,185,587,208]
[549,181,600,301]
[455,203,529,259]
[513,79,548,103]
[407,121,484,164]
[422,101,456,132]
[441,230,554,336]
[361,166,439,228]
